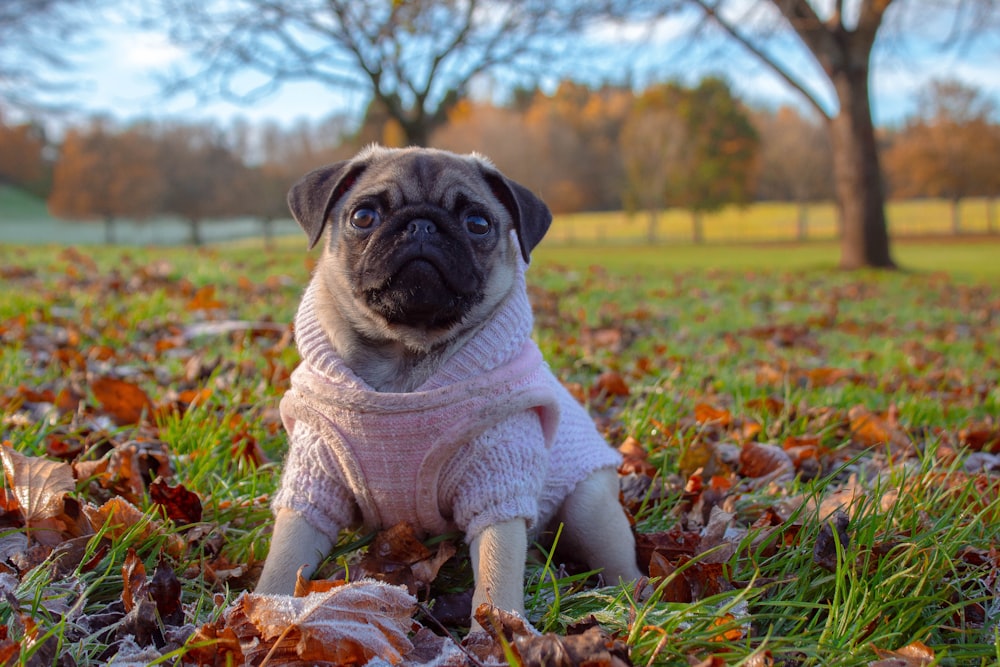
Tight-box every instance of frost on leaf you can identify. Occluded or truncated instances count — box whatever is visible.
[223,580,416,665]
[0,444,75,523]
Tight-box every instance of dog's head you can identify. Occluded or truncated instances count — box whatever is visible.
[288,145,551,351]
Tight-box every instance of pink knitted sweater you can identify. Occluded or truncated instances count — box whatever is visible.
[273,266,622,543]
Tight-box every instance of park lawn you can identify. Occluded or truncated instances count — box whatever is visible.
[0,241,998,665]
[548,198,997,245]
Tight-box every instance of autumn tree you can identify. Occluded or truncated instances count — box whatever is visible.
[620,83,687,241]
[620,79,758,243]
[432,82,632,214]
[753,106,833,239]
[0,114,46,194]
[144,0,625,147]
[667,1,999,267]
[883,79,999,234]
[48,120,163,244]
[154,123,247,246]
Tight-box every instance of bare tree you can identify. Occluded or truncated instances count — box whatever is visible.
[675,0,998,268]
[154,122,247,245]
[147,0,627,146]
[0,0,106,112]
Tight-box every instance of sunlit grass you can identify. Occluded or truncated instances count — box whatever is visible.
[1,242,997,665]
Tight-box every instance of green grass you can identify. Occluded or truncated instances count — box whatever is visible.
[1,241,998,665]
[550,198,998,244]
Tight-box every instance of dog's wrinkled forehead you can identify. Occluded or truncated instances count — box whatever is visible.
[288,144,552,262]
[349,147,500,212]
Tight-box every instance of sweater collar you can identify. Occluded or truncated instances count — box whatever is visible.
[292,261,535,393]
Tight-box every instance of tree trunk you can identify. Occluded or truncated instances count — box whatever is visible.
[950,198,962,235]
[828,67,895,269]
[988,198,997,234]
[261,217,274,250]
[691,210,703,244]
[647,209,658,243]
[104,215,116,245]
[797,201,809,241]
[189,217,203,246]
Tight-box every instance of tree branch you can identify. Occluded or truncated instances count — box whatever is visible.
[692,0,832,120]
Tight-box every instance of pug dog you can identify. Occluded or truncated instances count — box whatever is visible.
[255,145,643,629]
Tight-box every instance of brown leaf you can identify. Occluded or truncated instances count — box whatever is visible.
[648,551,691,603]
[591,370,631,398]
[813,510,850,572]
[149,479,203,525]
[514,625,632,667]
[149,559,184,626]
[618,436,657,477]
[83,497,186,558]
[231,581,416,665]
[91,376,155,426]
[122,548,148,614]
[354,523,455,595]
[739,442,794,480]
[869,639,935,666]
[0,444,75,523]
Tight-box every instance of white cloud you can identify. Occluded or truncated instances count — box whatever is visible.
[122,34,185,69]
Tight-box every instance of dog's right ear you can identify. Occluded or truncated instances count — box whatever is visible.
[287,161,368,249]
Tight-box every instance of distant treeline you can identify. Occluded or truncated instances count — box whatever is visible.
[1,77,998,244]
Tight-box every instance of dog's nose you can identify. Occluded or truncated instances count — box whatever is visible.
[407,219,437,237]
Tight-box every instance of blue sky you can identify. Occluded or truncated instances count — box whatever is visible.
[60,6,1000,130]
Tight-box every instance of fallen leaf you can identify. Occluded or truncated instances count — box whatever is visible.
[0,444,75,523]
[813,510,850,571]
[91,377,155,426]
[83,497,186,558]
[591,370,631,398]
[694,404,732,427]
[185,285,225,312]
[122,548,148,613]
[231,581,416,665]
[739,442,794,480]
[149,479,203,525]
[869,639,935,666]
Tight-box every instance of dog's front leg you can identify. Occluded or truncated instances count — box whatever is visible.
[256,508,334,595]
[559,467,643,584]
[469,518,528,632]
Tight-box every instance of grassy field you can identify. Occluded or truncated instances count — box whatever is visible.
[0,242,998,665]
[3,184,997,247]
[549,199,998,244]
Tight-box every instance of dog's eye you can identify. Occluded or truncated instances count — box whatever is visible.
[465,214,491,236]
[351,208,380,229]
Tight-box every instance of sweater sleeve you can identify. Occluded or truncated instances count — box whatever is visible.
[272,420,359,543]
[440,408,549,543]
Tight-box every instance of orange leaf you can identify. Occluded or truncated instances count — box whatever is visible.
[694,404,732,427]
[186,285,224,311]
[90,376,155,426]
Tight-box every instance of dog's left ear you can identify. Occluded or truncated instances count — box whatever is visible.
[288,160,368,249]
[482,170,552,263]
